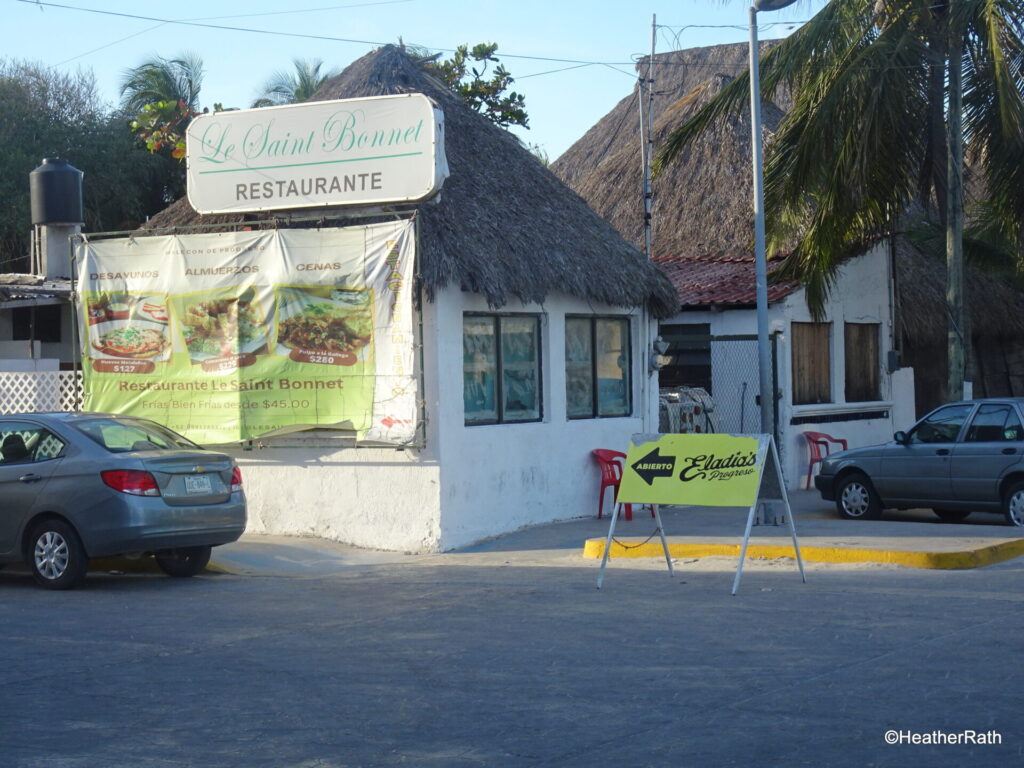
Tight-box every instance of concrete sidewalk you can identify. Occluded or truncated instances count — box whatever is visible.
[584,489,1024,569]
[200,489,1024,577]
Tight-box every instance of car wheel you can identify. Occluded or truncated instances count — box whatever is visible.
[155,546,212,577]
[933,509,970,523]
[835,473,882,520]
[1003,482,1024,527]
[28,519,88,590]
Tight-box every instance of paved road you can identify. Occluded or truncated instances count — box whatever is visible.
[2,508,1022,768]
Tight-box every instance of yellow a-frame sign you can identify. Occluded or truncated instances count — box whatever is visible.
[597,433,806,594]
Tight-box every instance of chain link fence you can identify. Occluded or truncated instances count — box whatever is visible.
[659,333,774,436]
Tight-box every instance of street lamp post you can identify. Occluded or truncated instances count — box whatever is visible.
[749,0,796,445]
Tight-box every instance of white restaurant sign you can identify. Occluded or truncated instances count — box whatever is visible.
[186,94,449,214]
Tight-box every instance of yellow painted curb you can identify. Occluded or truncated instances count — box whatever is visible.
[582,538,1024,570]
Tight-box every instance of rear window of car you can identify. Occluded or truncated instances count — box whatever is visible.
[73,418,199,453]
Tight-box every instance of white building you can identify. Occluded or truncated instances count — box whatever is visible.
[125,45,678,552]
[655,241,915,489]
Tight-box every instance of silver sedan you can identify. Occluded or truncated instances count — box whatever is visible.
[0,412,246,589]
[815,398,1024,526]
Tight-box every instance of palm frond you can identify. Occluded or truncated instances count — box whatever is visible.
[120,52,203,114]
[251,59,337,108]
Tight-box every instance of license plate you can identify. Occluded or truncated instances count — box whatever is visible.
[184,474,213,495]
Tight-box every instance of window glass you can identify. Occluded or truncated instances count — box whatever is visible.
[463,316,498,424]
[965,404,1024,442]
[658,323,711,391]
[0,422,65,464]
[909,404,974,444]
[501,317,540,422]
[565,316,632,419]
[565,318,593,418]
[596,318,630,417]
[463,314,542,425]
[75,418,197,453]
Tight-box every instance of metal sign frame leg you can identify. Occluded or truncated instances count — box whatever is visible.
[731,436,806,595]
[653,504,675,578]
[597,503,674,589]
[596,503,622,590]
[731,501,759,596]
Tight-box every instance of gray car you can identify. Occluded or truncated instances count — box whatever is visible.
[0,412,246,589]
[815,398,1024,526]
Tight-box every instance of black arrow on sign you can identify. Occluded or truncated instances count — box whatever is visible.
[631,448,676,486]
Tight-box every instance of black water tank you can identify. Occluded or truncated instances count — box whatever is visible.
[30,158,84,225]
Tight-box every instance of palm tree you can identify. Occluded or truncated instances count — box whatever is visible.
[656,0,1024,399]
[120,52,204,114]
[251,59,336,108]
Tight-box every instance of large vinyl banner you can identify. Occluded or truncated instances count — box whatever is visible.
[75,220,417,445]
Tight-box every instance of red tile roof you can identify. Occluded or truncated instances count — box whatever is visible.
[654,252,800,308]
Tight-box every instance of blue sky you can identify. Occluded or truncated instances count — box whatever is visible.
[7,0,823,161]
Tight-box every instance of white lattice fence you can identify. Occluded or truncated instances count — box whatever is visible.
[0,371,83,413]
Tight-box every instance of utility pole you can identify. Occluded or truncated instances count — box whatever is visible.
[946,23,967,401]
[643,14,655,264]
[639,14,657,431]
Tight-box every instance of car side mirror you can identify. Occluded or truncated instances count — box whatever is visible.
[894,431,908,444]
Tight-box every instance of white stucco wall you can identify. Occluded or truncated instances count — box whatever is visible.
[217,286,658,552]
[228,444,443,551]
[216,291,443,552]
[660,242,915,490]
[433,287,659,551]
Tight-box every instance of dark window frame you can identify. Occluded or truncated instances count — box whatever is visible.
[565,315,633,420]
[463,313,543,426]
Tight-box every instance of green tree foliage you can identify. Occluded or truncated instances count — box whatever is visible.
[120,52,208,198]
[0,61,171,272]
[252,58,337,108]
[427,43,529,129]
[656,0,1024,311]
[119,52,204,115]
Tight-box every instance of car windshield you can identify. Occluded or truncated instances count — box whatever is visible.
[74,418,200,453]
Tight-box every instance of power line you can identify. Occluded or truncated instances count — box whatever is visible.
[20,1,955,86]
[18,0,393,49]
[188,1,415,22]
[49,2,415,68]
[17,1,640,68]
[52,23,168,68]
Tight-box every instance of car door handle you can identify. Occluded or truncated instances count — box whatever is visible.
[936,449,950,456]
[1003,448,1018,455]
[18,473,42,483]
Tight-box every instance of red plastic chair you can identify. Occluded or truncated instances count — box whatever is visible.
[803,431,848,489]
[591,449,654,521]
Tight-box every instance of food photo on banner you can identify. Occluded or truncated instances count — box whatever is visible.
[74,219,417,446]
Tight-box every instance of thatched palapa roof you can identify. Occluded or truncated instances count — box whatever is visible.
[552,42,1024,346]
[552,43,785,260]
[892,238,1024,342]
[144,45,677,318]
